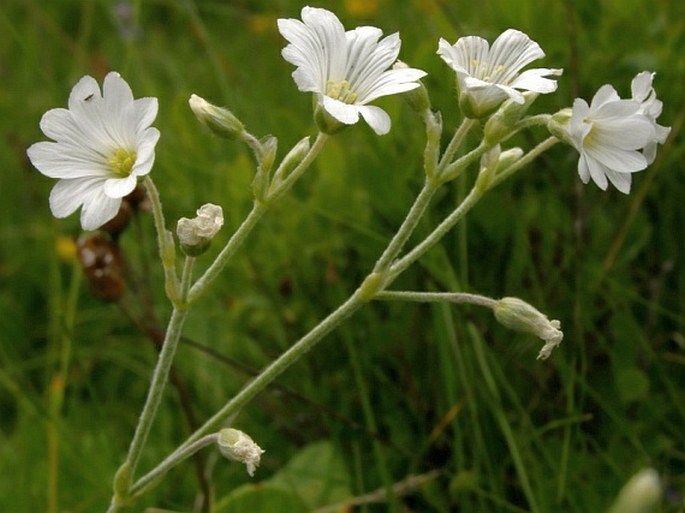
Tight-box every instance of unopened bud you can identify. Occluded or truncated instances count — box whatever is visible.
[189,94,244,140]
[607,469,661,513]
[176,203,224,256]
[272,136,311,184]
[484,92,539,144]
[493,297,563,360]
[252,136,278,200]
[217,428,265,477]
[547,108,573,144]
[495,147,525,172]
[476,145,502,190]
[257,135,278,173]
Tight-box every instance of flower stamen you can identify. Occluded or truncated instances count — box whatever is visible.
[108,148,137,177]
[326,79,358,104]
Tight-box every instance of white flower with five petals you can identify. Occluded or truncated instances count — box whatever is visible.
[277,6,426,135]
[567,82,661,194]
[437,29,562,118]
[27,72,160,230]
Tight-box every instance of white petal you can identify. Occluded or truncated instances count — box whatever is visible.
[594,99,640,120]
[593,117,654,150]
[631,71,654,102]
[48,177,100,218]
[130,97,159,134]
[450,35,491,77]
[356,68,425,104]
[290,67,320,93]
[510,68,561,93]
[603,166,632,193]
[487,29,545,83]
[590,84,620,110]
[585,143,647,173]
[346,29,398,95]
[577,154,591,184]
[80,188,122,230]
[104,174,137,198]
[27,141,109,179]
[103,72,134,115]
[585,154,609,190]
[68,75,101,111]
[39,107,79,142]
[279,7,347,90]
[131,127,160,177]
[437,38,469,74]
[322,96,360,124]
[358,105,391,135]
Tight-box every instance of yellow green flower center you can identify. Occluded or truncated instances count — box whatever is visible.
[108,148,137,177]
[326,80,358,104]
[471,59,507,82]
[583,120,595,146]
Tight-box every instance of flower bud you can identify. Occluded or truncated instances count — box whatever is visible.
[252,136,278,200]
[476,145,501,190]
[272,136,311,184]
[393,60,431,114]
[493,297,563,360]
[176,203,224,256]
[189,94,244,140]
[607,469,661,513]
[484,92,538,144]
[217,428,265,477]
[547,107,573,144]
[257,135,278,174]
[495,147,525,172]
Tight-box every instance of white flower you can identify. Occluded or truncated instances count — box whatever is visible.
[277,6,426,135]
[437,29,562,118]
[567,84,656,194]
[27,72,160,230]
[631,71,670,164]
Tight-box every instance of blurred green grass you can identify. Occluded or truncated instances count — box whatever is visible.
[1,0,684,511]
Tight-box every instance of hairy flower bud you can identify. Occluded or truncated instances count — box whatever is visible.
[484,92,538,144]
[493,297,563,360]
[217,428,265,477]
[189,94,244,140]
[547,107,573,144]
[176,203,224,256]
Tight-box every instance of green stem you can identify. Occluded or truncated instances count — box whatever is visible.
[372,179,440,273]
[375,290,497,309]
[187,133,328,305]
[438,118,477,169]
[268,132,328,201]
[186,201,268,304]
[388,185,484,281]
[130,290,366,496]
[490,137,559,189]
[109,256,194,509]
[130,435,220,500]
[143,177,179,301]
[389,136,560,281]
